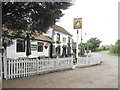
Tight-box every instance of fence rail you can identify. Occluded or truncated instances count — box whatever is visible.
[77,53,102,67]
[5,57,73,79]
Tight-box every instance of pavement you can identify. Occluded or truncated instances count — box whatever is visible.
[3,51,118,88]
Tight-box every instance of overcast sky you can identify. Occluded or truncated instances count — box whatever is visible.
[56,0,119,46]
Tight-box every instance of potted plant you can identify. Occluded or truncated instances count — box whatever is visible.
[62,45,67,48]
[52,54,57,58]
[44,44,48,49]
[57,45,61,47]
[56,40,61,44]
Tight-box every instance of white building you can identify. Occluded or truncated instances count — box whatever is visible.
[44,25,73,57]
[4,34,54,59]
[4,25,73,59]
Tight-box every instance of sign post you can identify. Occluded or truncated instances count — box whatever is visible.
[73,18,82,61]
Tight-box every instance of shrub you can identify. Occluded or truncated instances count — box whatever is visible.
[109,45,120,54]
[52,54,57,58]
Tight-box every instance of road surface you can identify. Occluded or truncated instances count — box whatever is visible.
[3,51,118,88]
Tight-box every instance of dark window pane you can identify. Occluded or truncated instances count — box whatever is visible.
[57,33,60,41]
[38,42,43,52]
[68,37,70,43]
[16,39,25,52]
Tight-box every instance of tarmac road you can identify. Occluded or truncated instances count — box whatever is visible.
[3,51,118,88]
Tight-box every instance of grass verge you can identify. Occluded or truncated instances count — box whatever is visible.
[108,53,120,56]
[96,50,109,52]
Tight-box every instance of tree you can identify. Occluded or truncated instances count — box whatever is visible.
[109,40,120,54]
[86,37,102,52]
[78,43,85,56]
[2,2,72,34]
[84,42,93,53]
[115,40,120,45]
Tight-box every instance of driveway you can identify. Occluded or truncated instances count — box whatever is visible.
[3,51,118,88]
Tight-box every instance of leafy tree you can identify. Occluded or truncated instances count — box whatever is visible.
[115,40,120,46]
[86,37,102,52]
[84,42,93,53]
[78,43,85,56]
[96,45,110,52]
[2,2,72,47]
[2,2,72,35]
[109,40,120,54]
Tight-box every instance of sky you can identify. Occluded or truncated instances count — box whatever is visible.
[56,0,119,46]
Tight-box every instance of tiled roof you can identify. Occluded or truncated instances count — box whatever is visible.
[52,25,72,36]
[3,28,54,43]
[33,34,54,43]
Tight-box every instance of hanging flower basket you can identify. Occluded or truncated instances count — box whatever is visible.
[56,40,61,44]
[57,45,61,47]
[44,45,48,49]
[62,45,67,48]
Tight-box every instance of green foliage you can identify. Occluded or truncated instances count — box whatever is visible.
[86,37,102,52]
[79,43,85,56]
[109,40,120,54]
[101,46,109,50]
[52,54,57,58]
[115,40,120,45]
[84,42,92,53]
[67,46,71,57]
[96,45,110,52]
[2,2,72,48]
[2,2,72,33]
[108,53,120,56]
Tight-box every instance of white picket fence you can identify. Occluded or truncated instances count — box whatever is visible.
[77,53,103,67]
[5,57,73,79]
[3,53,103,79]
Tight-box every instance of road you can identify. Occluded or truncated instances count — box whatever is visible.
[3,51,118,88]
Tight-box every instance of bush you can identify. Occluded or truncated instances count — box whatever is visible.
[52,54,57,58]
[96,45,110,52]
[109,45,120,54]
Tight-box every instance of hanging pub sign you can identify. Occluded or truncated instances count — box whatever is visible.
[73,18,82,29]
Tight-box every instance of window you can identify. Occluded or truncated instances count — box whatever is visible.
[16,39,25,52]
[38,42,44,52]
[57,33,60,41]
[68,37,70,43]
[62,37,66,42]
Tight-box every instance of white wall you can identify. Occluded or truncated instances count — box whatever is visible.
[52,30,72,55]
[44,28,73,55]
[7,39,50,59]
[43,28,53,38]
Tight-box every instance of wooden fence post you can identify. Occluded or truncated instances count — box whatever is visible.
[3,50,7,79]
